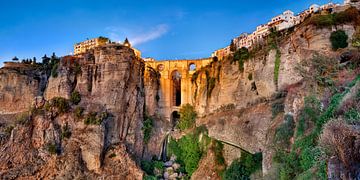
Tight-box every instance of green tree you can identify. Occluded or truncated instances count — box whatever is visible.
[330,30,348,50]
[177,104,197,131]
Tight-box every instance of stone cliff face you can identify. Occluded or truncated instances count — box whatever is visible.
[0,65,47,114]
[191,23,357,175]
[76,45,145,157]
[0,44,145,178]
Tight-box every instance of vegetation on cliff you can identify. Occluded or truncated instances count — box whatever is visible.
[142,115,153,144]
[177,104,197,131]
[305,7,360,28]
[330,30,349,50]
[223,151,262,180]
[272,53,360,179]
[167,126,211,177]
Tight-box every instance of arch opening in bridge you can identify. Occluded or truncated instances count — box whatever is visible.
[171,111,180,129]
[189,63,196,71]
[171,70,181,107]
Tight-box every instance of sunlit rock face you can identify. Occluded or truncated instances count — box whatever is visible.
[0,65,47,114]
[0,44,145,178]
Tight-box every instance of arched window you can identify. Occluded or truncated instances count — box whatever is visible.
[189,63,196,71]
[157,64,165,71]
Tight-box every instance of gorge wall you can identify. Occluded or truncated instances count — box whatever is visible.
[0,44,145,179]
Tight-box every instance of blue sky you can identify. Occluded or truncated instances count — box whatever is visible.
[0,0,342,66]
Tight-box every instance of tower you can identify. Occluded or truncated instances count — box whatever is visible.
[124,38,131,47]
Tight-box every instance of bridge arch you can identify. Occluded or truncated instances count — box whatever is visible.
[171,70,181,107]
[144,58,213,122]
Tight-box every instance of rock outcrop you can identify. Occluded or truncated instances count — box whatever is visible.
[0,65,47,114]
[191,22,357,176]
[0,44,145,178]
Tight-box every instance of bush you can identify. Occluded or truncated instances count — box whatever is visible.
[141,160,155,175]
[330,30,348,50]
[84,111,108,125]
[61,123,71,139]
[233,47,250,72]
[4,125,14,136]
[223,151,262,180]
[211,140,225,166]
[274,114,295,149]
[70,91,81,105]
[47,143,57,154]
[167,133,203,176]
[142,115,153,144]
[271,101,285,118]
[178,134,202,176]
[177,104,197,131]
[16,112,30,125]
[51,97,70,114]
[74,106,84,119]
[307,7,360,28]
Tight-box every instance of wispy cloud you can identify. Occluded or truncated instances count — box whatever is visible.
[105,24,169,46]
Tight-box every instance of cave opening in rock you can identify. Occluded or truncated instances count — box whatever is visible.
[171,70,181,106]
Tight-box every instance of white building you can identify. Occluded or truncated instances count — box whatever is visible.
[268,10,296,31]
[309,4,320,13]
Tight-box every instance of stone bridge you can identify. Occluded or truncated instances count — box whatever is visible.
[145,58,212,122]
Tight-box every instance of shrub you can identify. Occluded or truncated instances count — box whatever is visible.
[47,143,57,154]
[211,140,225,166]
[167,133,203,176]
[70,91,81,105]
[84,111,108,125]
[61,123,71,139]
[153,161,164,171]
[274,114,295,149]
[141,160,155,175]
[223,159,250,180]
[16,112,30,125]
[344,108,360,123]
[51,97,70,114]
[223,151,262,180]
[330,30,348,50]
[307,7,360,28]
[4,125,14,136]
[233,47,250,72]
[177,104,197,131]
[271,101,285,118]
[177,134,202,176]
[142,115,153,144]
[74,106,84,119]
[296,54,339,88]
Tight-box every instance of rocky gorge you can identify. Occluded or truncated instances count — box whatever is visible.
[0,5,360,180]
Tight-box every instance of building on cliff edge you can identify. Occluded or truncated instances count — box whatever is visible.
[74,37,141,58]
